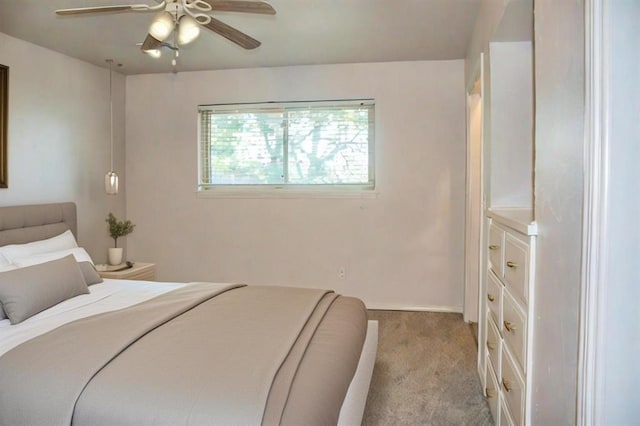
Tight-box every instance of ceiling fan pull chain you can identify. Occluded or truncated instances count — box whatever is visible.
[172,49,179,67]
[171,24,179,67]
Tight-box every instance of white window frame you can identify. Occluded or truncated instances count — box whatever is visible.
[197,100,376,199]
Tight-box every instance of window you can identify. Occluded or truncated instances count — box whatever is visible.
[198,100,375,194]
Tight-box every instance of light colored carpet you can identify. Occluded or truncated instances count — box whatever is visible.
[362,311,493,426]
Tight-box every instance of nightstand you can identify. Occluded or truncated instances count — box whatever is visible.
[98,262,156,281]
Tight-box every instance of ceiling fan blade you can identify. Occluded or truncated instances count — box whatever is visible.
[55,4,159,16]
[202,0,276,15]
[141,34,162,51]
[203,17,261,49]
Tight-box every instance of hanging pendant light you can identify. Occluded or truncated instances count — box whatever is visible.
[105,59,119,195]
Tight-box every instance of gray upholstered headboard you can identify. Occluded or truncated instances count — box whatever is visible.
[0,203,77,247]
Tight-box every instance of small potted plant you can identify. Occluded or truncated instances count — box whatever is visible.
[106,212,135,265]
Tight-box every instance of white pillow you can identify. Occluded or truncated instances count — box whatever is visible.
[0,253,11,268]
[12,247,94,268]
[0,230,78,262]
[0,264,18,320]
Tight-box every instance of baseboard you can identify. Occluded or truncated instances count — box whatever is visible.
[366,303,463,313]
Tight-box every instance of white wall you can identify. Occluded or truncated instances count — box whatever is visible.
[489,41,533,207]
[532,0,584,423]
[0,32,126,261]
[125,61,466,310]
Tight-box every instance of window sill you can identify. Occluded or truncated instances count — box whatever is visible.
[196,188,379,199]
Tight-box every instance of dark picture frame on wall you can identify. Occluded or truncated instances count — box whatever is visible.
[0,64,7,188]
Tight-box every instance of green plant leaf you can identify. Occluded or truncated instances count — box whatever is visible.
[106,212,135,248]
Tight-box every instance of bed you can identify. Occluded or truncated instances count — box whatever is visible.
[0,202,378,425]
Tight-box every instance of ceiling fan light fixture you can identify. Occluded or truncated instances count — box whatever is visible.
[149,11,175,42]
[56,0,277,67]
[178,15,200,45]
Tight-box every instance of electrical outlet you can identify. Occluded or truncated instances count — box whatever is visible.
[338,267,346,280]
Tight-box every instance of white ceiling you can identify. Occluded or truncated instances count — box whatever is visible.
[0,0,481,75]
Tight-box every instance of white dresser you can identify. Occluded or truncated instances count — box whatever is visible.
[481,209,536,425]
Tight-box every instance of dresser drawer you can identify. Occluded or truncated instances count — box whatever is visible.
[487,271,503,328]
[485,358,500,423]
[501,346,525,426]
[504,233,530,304]
[502,287,527,372]
[487,315,502,377]
[488,222,505,277]
[123,268,156,281]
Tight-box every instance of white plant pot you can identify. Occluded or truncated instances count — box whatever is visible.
[108,248,124,266]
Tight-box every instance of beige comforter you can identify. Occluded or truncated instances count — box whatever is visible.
[0,283,367,425]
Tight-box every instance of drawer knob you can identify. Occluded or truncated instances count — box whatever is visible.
[487,342,496,351]
[506,261,518,268]
[486,388,496,398]
[489,245,499,250]
[502,378,512,393]
[504,321,517,332]
[487,294,495,302]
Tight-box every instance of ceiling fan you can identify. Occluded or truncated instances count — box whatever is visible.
[56,0,276,64]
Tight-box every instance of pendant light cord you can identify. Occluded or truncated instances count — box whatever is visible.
[108,59,114,172]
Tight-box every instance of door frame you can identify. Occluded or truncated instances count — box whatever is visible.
[464,53,485,325]
[576,0,639,422]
